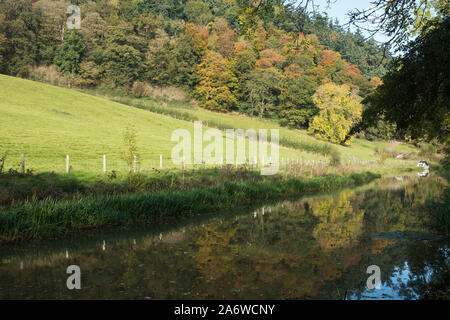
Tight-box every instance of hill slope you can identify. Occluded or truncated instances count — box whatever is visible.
[98,90,419,161]
[0,75,331,173]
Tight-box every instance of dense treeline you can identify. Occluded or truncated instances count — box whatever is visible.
[0,0,394,144]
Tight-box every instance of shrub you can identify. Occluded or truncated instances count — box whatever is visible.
[329,148,341,167]
[378,149,388,164]
[419,143,437,157]
[131,81,187,100]
[131,80,148,98]
[28,65,75,87]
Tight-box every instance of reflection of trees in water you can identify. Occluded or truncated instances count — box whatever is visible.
[398,241,449,300]
[187,189,370,298]
[311,190,365,251]
[0,177,447,299]
[336,239,449,300]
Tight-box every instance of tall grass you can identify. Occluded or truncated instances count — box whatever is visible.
[0,171,380,242]
[130,81,187,101]
[112,97,200,122]
[0,166,264,208]
[28,65,75,88]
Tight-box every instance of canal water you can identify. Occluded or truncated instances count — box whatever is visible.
[0,175,448,299]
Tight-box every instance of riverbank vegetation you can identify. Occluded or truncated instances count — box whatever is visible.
[0,170,381,243]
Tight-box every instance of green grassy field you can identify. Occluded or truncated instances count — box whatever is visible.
[85,87,420,162]
[0,74,417,175]
[0,75,322,173]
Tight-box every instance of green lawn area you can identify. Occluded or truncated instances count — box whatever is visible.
[0,75,329,174]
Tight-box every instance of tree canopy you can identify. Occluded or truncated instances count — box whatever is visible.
[2,0,439,146]
[353,17,449,148]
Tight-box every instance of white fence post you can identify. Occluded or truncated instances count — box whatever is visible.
[66,154,70,173]
[160,154,163,169]
[103,154,106,173]
[133,155,137,173]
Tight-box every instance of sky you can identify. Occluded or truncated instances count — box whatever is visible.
[302,0,391,43]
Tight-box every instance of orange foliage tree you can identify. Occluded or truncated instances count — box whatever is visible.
[196,50,238,112]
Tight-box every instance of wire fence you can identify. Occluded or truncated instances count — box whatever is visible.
[1,152,413,176]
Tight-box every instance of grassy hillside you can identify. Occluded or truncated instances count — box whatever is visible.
[0,75,418,175]
[0,75,330,174]
[86,88,420,161]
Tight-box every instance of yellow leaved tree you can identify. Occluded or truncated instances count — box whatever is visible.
[308,83,362,145]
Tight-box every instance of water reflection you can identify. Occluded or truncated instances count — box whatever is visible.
[0,175,448,300]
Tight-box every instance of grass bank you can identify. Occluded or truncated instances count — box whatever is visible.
[0,166,264,208]
[0,171,380,243]
[81,86,420,162]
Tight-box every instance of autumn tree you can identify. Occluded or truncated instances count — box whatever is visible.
[196,50,237,112]
[255,48,286,70]
[77,61,100,87]
[309,83,362,145]
[167,23,207,88]
[208,18,237,59]
[81,12,107,53]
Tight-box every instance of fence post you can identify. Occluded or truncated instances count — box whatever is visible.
[66,154,70,173]
[160,154,163,169]
[21,154,25,174]
[103,154,106,173]
[133,155,137,173]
